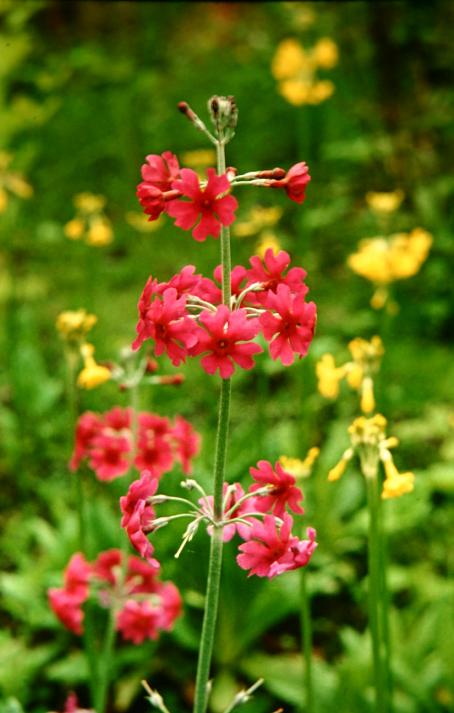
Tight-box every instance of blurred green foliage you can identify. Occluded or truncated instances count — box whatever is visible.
[0,2,453,712]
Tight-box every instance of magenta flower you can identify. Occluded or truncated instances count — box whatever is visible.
[236,513,296,578]
[249,460,305,517]
[88,433,131,481]
[140,151,181,192]
[237,514,317,578]
[116,600,162,643]
[120,470,160,566]
[167,168,238,241]
[132,276,160,351]
[247,249,308,304]
[260,284,317,366]
[133,287,199,366]
[192,305,263,379]
[69,411,103,471]
[48,553,92,635]
[268,162,311,204]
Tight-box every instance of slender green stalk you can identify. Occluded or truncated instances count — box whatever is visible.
[193,135,232,713]
[376,476,393,712]
[300,566,314,713]
[366,475,386,713]
[94,608,117,713]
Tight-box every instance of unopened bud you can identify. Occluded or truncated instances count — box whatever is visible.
[157,373,185,386]
[256,168,286,180]
[208,95,238,133]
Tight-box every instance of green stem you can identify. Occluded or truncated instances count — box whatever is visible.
[193,136,232,713]
[376,476,393,712]
[94,609,117,713]
[366,475,386,713]
[300,566,314,713]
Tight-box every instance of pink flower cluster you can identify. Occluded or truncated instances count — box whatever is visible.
[70,406,200,481]
[136,151,310,242]
[121,460,317,578]
[48,549,181,644]
[132,248,316,378]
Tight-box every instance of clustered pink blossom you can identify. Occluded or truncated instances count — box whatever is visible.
[70,406,200,481]
[48,548,181,644]
[122,461,317,579]
[132,248,316,376]
[136,152,310,242]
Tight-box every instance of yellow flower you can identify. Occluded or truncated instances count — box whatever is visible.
[316,353,346,399]
[74,193,106,213]
[312,38,339,69]
[348,229,432,286]
[256,231,282,258]
[381,458,415,499]
[272,38,311,81]
[0,187,7,213]
[360,376,375,415]
[65,193,114,247]
[328,448,353,481]
[280,447,320,479]
[272,37,338,106]
[366,189,404,214]
[77,343,111,389]
[56,309,97,341]
[87,217,113,246]
[64,218,85,240]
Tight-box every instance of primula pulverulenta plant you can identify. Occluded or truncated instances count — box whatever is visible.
[126,95,317,713]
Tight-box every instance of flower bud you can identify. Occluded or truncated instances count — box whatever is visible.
[208,95,238,132]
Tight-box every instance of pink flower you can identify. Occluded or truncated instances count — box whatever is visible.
[249,460,304,517]
[104,406,132,431]
[48,553,92,634]
[132,276,160,351]
[213,264,248,300]
[291,527,318,567]
[136,153,182,221]
[260,284,316,366]
[116,600,162,643]
[192,305,263,379]
[134,414,174,477]
[167,168,238,241]
[157,581,183,630]
[247,249,308,304]
[69,412,102,471]
[88,433,131,481]
[269,162,311,204]
[140,151,180,192]
[172,415,201,474]
[48,588,86,635]
[120,471,160,566]
[236,513,296,578]
[132,287,199,365]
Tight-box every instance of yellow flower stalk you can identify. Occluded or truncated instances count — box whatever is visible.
[316,336,383,414]
[77,343,111,389]
[65,192,113,247]
[315,353,346,399]
[328,449,353,481]
[272,37,338,106]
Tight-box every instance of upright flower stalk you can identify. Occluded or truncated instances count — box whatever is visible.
[122,95,318,712]
[194,98,233,713]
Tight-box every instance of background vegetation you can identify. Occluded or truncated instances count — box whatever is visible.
[1,2,453,712]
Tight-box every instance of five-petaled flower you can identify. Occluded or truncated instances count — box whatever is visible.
[167,168,238,241]
[192,305,263,379]
[250,460,305,517]
[260,284,317,366]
